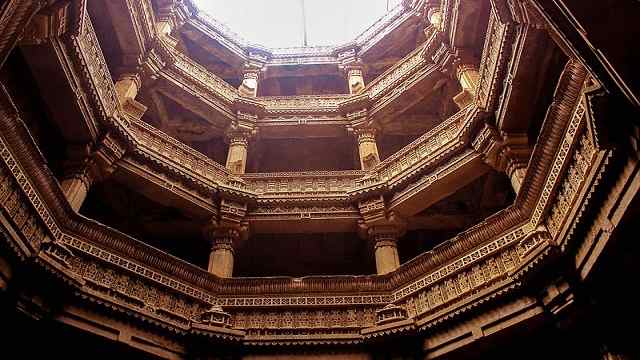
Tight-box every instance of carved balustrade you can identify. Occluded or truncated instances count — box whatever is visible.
[1,0,619,348]
[0,46,617,344]
[242,170,364,198]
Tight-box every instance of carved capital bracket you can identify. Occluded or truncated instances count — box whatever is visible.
[357,196,406,232]
[155,0,192,36]
[353,127,379,145]
[62,132,126,187]
[451,48,480,108]
[357,197,406,274]
[205,198,249,247]
[115,72,148,122]
[338,50,366,95]
[238,61,265,97]
[425,6,444,34]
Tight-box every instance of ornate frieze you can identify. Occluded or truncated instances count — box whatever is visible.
[369,48,427,100]
[476,7,511,111]
[0,0,624,350]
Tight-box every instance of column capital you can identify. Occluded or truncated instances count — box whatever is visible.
[238,63,264,97]
[367,224,406,247]
[357,196,407,234]
[62,133,125,185]
[203,208,248,249]
[486,132,531,171]
[427,7,443,29]
[353,127,379,143]
[452,53,480,108]
[62,143,95,186]
[340,60,366,95]
[224,120,256,144]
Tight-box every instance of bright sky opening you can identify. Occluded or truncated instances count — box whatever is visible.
[193,0,403,48]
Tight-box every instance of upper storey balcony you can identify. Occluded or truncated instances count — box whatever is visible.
[10,0,568,280]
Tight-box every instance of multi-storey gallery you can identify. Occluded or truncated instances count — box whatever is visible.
[0,0,639,358]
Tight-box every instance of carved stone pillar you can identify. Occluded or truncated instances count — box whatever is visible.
[355,128,381,170]
[239,68,260,97]
[369,225,402,275]
[115,72,148,122]
[506,163,527,193]
[204,199,248,278]
[358,196,406,275]
[428,7,443,30]
[60,134,125,212]
[453,64,480,108]
[204,225,238,278]
[60,170,93,212]
[345,66,366,95]
[225,132,249,175]
[494,133,531,194]
[115,73,141,102]
[60,144,94,212]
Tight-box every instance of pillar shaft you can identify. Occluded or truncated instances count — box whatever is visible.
[208,236,235,278]
[239,71,259,97]
[115,73,141,103]
[356,129,380,170]
[347,68,365,95]
[60,173,92,212]
[508,166,526,193]
[374,238,400,275]
[368,225,402,275]
[205,226,238,278]
[225,136,249,174]
[453,64,480,108]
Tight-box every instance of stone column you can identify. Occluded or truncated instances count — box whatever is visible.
[494,133,531,194]
[225,132,249,174]
[206,228,238,278]
[370,226,401,275]
[60,170,93,212]
[204,199,248,278]
[60,135,125,212]
[115,73,141,103]
[60,144,94,212]
[453,63,480,108]
[428,7,443,30]
[239,69,260,97]
[346,66,366,95]
[506,164,527,193]
[355,128,381,170]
